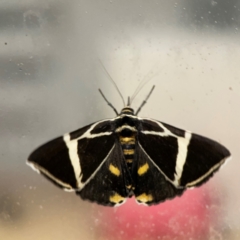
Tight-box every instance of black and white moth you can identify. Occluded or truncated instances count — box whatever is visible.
[27,86,231,206]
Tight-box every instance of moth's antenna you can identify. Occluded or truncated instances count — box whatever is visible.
[98,59,125,106]
[135,85,155,115]
[130,74,158,105]
[99,89,118,115]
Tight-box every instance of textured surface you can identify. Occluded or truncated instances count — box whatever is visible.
[0,0,239,239]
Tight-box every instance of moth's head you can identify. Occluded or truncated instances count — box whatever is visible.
[120,106,134,115]
[99,86,155,117]
[119,96,134,115]
[98,60,155,117]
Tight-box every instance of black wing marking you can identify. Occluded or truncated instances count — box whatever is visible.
[78,143,132,206]
[132,143,184,205]
[28,135,79,190]
[27,119,117,192]
[178,133,230,187]
[138,119,231,189]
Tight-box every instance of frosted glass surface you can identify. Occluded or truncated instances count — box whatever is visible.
[0,1,239,239]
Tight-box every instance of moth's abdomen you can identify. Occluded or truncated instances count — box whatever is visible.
[118,127,136,169]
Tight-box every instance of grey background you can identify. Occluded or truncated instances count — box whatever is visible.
[0,0,239,239]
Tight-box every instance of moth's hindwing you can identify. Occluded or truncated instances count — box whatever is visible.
[138,119,231,194]
[77,143,131,206]
[132,142,184,205]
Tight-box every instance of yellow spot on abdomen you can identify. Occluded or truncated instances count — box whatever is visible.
[123,149,135,155]
[137,163,149,176]
[120,136,135,144]
[126,159,133,163]
[136,193,153,203]
[109,164,120,176]
[110,193,125,204]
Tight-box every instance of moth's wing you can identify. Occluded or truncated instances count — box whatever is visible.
[27,121,109,188]
[132,143,184,205]
[28,119,130,206]
[77,142,132,206]
[28,134,81,191]
[133,118,231,205]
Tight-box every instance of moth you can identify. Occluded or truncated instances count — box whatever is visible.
[27,85,231,206]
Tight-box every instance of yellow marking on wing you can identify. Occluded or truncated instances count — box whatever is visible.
[126,185,132,189]
[136,193,153,203]
[137,163,149,176]
[123,149,135,155]
[109,193,125,204]
[119,136,135,144]
[109,164,120,176]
